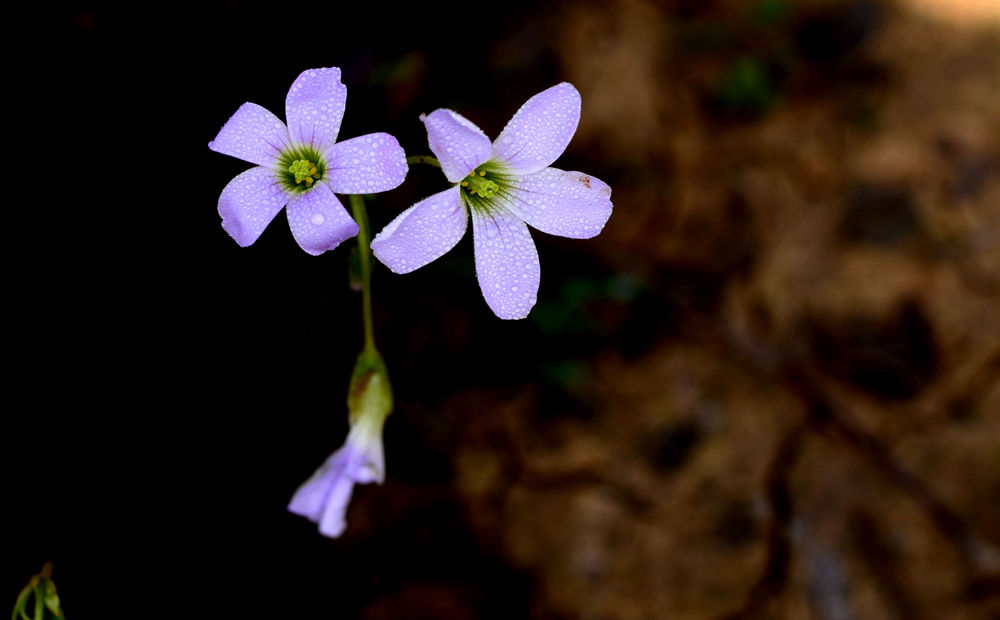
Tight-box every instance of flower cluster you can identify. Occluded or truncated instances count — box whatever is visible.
[210,69,613,538]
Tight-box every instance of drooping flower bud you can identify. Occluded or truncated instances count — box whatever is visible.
[288,351,392,538]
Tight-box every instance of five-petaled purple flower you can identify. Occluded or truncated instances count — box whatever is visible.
[209,68,407,255]
[370,83,613,319]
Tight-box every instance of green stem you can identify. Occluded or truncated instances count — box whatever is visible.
[406,155,442,169]
[12,585,30,620]
[349,194,376,355]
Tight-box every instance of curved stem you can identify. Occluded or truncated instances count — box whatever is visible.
[12,584,30,620]
[406,155,442,169]
[349,195,376,355]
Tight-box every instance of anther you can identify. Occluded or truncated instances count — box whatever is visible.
[288,158,322,187]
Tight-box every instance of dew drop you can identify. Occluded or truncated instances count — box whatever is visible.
[311,213,326,226]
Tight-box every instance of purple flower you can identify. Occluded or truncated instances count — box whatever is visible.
[209,68,408,255]
[289,358,392,538]
[370,83,613,319]
[287,407,386,538]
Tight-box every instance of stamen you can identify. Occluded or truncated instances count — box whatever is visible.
[279,148,325,193]
[461,166,502,199]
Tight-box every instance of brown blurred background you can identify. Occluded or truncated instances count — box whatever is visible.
[369,0,1000,617]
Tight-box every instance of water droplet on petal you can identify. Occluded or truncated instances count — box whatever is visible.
[311,213,325,226]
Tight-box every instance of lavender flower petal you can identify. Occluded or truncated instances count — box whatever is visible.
[492,83,581,176]
[324,133,408,194]
[313,435,381,537]
[318,468,356,538]
[287,449,351,523]
[502,167,613,239]
[285,68,347,151]
[288,420,386,538]
[421,109,492,183]
[288,447,359,538]
[472,211,540,320]
[371,187,467,274]
[208,102,289,167]
[285,183,359,256]
[217,166,290,247]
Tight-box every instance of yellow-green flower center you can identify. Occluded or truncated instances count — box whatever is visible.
[288,159,321,187]
[458,162,515,216]
[276,145,327,193]
[461,169,500,198]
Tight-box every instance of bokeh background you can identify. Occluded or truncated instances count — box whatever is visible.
[7,0,999,618]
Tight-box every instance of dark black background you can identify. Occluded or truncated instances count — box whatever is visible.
[8,2,585,617]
